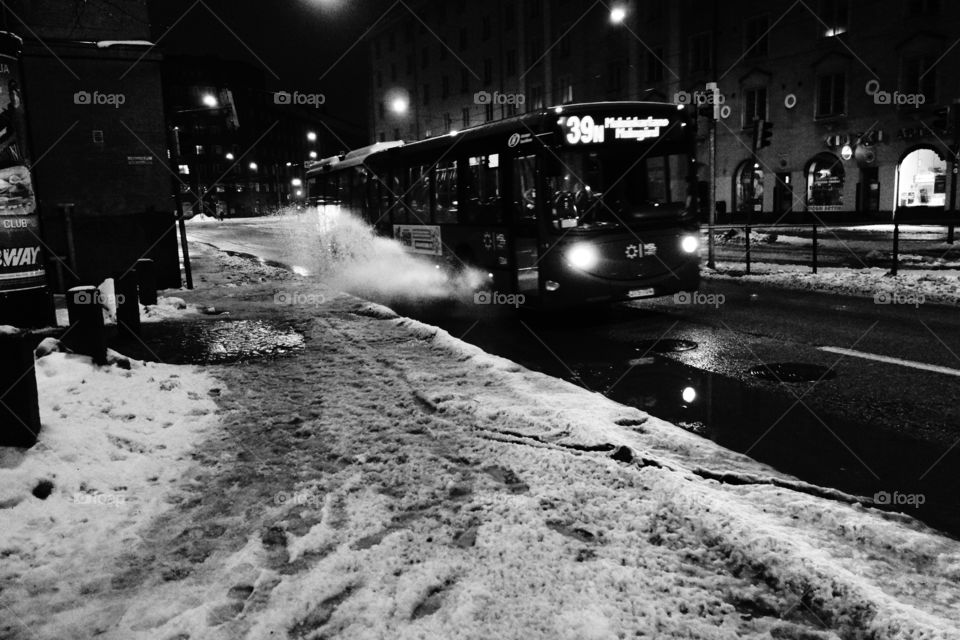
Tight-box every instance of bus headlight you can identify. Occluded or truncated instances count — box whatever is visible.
[566,243,599,270]
[681,235,699,253]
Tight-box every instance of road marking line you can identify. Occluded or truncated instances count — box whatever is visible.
[819,346,960,377]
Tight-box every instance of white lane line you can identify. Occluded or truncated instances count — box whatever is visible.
[819,346,960,378]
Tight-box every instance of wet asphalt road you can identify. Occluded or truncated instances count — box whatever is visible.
[187,221,960,535]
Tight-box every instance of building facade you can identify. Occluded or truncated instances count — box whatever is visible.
[368,0,960,222]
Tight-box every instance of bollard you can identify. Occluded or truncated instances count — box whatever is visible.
[744,225,751,275]
[811,224,818,274]
[0,327,41,447]
[65,286,107,365]
[135,259,158,306]
[114,272,141,338]
[892,223,900,276]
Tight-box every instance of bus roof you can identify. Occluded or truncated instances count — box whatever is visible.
[307,101,689,175]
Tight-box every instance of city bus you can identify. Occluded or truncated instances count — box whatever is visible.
[306,101,701,307]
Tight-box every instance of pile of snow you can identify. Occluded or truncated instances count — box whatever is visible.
[707,261,960,305]
[0,345,220,629]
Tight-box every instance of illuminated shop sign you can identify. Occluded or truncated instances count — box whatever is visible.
[561,115,672,145]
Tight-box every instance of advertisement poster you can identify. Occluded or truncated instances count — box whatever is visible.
[393,224,442,256]
[0,33,44,293]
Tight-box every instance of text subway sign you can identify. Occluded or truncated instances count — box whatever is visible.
[561,115,673,145]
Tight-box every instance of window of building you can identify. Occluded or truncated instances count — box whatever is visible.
[484,59,493,85]
[406,54,414,75]
[558,27,572,58]
[439,44,448,61]
[806,153,844,211]
[485,103,494,122]
[378,132,386,142]
[744,15,769,56]
[378,101,385,118]
[388,32,396,51]
[556,75,574,104]
[647,47,665,82]
[482,16,492,40]
[195,144,205,155]
[819,0,849,37]
[527,0,542,18]
[816,72,845,117]
[743,87,767,125]
[459,28,468,50]
[442,75,450,99]
[423,83,430,105]
[606,59,625,94]
[374,39,381,59]
[647,0,664,21]
[504,5,515,29]
[421,46,429,68]
[506,49,518,76]
[390,63,397,81]
[393,128,400,140]
[689,32,712,72]
[527,38,543,70]
[461,68,470,94]
[902,54,937,104]
[376,71,382,88]
[528,85,544,110]
[444,112,452,132]
[404,20,413,42]
[462,107,471,128]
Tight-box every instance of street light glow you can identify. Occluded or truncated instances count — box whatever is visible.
[610,6,627,24]
[225,152,235,160]
[249,162,258,171]
[307,131,317,142]
[291,178,303,187]
[390,96,409,114]
[201,93,218,108]
[309,151,318,159]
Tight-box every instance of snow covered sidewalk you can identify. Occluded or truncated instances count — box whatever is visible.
[2,243,960,639]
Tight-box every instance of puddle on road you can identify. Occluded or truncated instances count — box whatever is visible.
[574,355,960,537]
[119,319,306,365]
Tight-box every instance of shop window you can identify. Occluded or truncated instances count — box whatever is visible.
[806,153,844,211]
[897,147,946,208]
[735,160,764,213]
[463,154,502,223]
[744,15,769,56]
[434,161,458,223]
[816,72,845,117]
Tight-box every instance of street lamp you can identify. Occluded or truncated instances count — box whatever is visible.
[309,151,318,159]
[610,5,627,23]
[249,162,258,171]
[225,152,235,161]
[201,93,219,108]
[291,178,303,187]
[390,96,409,114]
[307,131,317,142]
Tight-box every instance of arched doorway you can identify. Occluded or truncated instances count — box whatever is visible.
[806,153,844,212]
[733,159,763,214]
[896,147,946,210]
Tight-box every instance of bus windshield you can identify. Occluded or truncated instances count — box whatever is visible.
[546,149,689,230]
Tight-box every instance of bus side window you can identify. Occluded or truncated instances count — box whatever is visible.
[464,153,501,224]
[407,165,430,224]
[512,154,537,224]
[434,160,458,224]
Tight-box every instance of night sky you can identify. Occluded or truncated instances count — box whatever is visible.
[147,0,397,129]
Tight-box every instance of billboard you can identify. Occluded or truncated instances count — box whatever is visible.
[0,32,45,294]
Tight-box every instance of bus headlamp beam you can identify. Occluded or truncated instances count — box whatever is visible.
[567,243,600,270]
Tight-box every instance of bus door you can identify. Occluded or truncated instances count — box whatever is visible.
[511,153,540,301]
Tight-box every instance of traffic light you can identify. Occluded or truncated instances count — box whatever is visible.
[753,119,773,151]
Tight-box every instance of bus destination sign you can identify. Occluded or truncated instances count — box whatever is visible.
[561,115,672,145]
